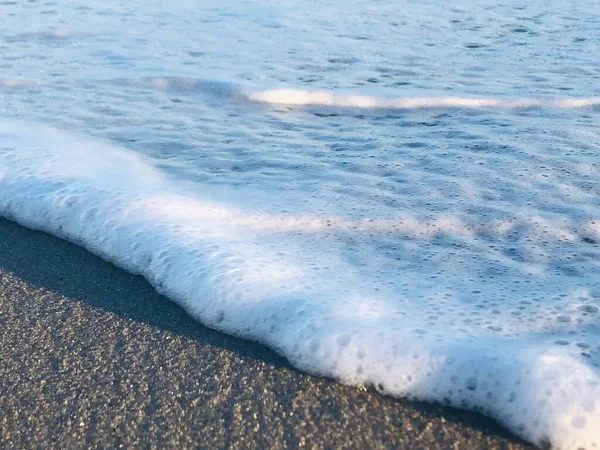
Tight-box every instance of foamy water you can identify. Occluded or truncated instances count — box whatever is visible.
[1,0,599,448]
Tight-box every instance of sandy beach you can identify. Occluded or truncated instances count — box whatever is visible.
[0,218,533,449]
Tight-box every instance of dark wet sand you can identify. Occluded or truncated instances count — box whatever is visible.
[0,218,534,449]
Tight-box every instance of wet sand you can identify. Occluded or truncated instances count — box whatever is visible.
[0,218,533,449]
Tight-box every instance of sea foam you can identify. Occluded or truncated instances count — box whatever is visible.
[3,76,599,112]
[118,77,600,111]
[245,88,600,110]
[1,120,600,450]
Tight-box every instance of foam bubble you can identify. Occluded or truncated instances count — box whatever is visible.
[1,121,599,450]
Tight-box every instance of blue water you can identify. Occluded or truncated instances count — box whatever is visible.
[1,1,600,448]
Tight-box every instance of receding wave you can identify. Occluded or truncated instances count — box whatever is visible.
[1,121,599,450]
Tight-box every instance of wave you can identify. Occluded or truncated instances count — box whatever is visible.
[1,121,599,450]
[3,76,598,112]
[246,88,600,109]
[135,77,600,110]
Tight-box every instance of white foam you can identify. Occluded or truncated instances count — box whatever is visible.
[125,77,600,111]
[1,121,600,450]
[4,76,598,113]
[245,88,600,110]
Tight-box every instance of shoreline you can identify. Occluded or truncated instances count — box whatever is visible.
[0,218,533,449]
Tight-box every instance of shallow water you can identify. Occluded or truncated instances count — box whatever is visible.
[1,1,600,448]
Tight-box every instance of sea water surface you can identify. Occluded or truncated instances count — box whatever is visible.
[1,1,600,448]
